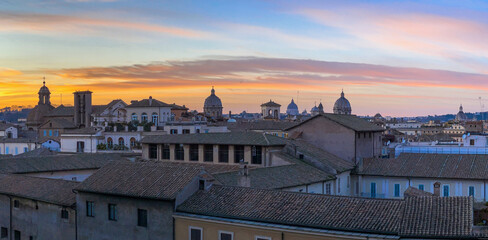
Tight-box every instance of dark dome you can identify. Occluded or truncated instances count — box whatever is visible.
[456,105,468,121]
[333,90,352,115]
[286,99,299,115]
[204,87,222,108]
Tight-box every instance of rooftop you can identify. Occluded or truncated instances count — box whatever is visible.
[177,185,475,238]
[75,161,208,200]
[126,97,173,108]
[359,153,488,180]
[0,174,78,206]
[286,113,384,132]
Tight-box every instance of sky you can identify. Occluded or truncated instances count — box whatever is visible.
[1,0,488,116]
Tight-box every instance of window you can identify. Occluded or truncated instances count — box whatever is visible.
[76,141,85,153]
[443,185,450,197]
[54,130,59,136]
[204,145,213,162]
[108,204,117,221]
[23,147,28,153]
[219,231,233,240]
[118,137,124,146]
[251,146,262,165]
[189,227,202,240]
[182,129,190,134]
[137,209,147,227]
[337,178,341,193]
[161,144,170,160]
[5,147,8,154]
[14,147,18,155]
[218,145,229,163]
[151,113,158,125]
[131,113,138,121]
[61,209,69,219]
[418,184,424,191]
[43,130,47,136]
[470,139,475,146]
[175,144,184,160]
[14,231,20,240]
[141,113,148,122]
[325,183,331,195]
[469,186,475,197]
[234,145,244,163]
[107,137,113,148]
[1,227,7,238]
[86,201,94,217]
[394,184,400,197]
[130,137,136,148]
[13,200,19,208]
[149,144,158,159]
[370,182,376,198]
[170,129,178,134]
[355,181,359,195]
[190,145,199,161]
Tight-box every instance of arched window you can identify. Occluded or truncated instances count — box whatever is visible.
[118,137,125,146]
[130,137,136,149]
[152,113,158,125]
[141,113,148,122]
[107,137,113,148]
[131,113,138,121]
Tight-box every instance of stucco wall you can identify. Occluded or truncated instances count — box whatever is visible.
[76,192,175,240]
[0,195,75,240]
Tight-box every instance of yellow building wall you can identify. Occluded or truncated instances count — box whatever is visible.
[175,217,382,240]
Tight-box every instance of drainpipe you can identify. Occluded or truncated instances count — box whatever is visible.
[8,195,12,240]
[485,181,486,202]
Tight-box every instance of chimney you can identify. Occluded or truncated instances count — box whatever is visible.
[149,96,153,105]
[433,182,441,196]
[229,111,232,118]
[238,160,251,188]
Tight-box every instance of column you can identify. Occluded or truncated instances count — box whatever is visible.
[229,145,235,164]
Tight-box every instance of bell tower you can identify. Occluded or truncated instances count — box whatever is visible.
[38,78,51,105]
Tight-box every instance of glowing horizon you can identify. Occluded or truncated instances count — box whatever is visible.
[1,0,488,117]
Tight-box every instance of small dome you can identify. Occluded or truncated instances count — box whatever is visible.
[374,113,383,118]
[286,99,299,116]
[227,118,236,123]
[333,90,352,115]
[456,104,468,121]
[38,81,50,95]
[204,87,222,108]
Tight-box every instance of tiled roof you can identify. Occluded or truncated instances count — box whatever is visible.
[75,161,207,200]
[213,156,333,189]
[0,174,77,206]
[260,100,281,107]
[63,126,103,134]
[138,160,252,174]
[141,132,287,146]
[0,153,128,174]
[126,98,173,108]
[170,103,188,110]
[286,113,384,132]
[45,105,74,117]
[400,196,473,238]
[359,153,488,180]
[227,121,298,132]
[91,105,108,115]
[13,147,57,158]
[177,185,476,238]
[286,139,355,174]
[177,185,403,234]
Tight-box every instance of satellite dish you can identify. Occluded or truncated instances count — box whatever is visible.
[462,134,466,139]
[467,133,471,137]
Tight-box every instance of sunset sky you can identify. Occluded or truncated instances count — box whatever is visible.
[1,0,488,116]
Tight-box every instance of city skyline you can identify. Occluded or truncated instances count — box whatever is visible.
[2,0,488,116]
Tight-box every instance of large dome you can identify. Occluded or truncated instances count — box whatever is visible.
[286,99,299,116]
[333,90,352,115]
[456,104,468,121]
[204,87,222,108]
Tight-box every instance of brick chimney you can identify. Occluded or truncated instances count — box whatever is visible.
[238,160,250,188]
[433,182,441,196]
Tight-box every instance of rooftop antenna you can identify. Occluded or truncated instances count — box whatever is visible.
[42,76,46,86]
[60,94,63,105]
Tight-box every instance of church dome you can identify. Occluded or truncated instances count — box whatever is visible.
[204,87,222,108]
[333,90,352,115]
[286,99,299,116]
[38,83,50,95]
[456,104,468,121]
